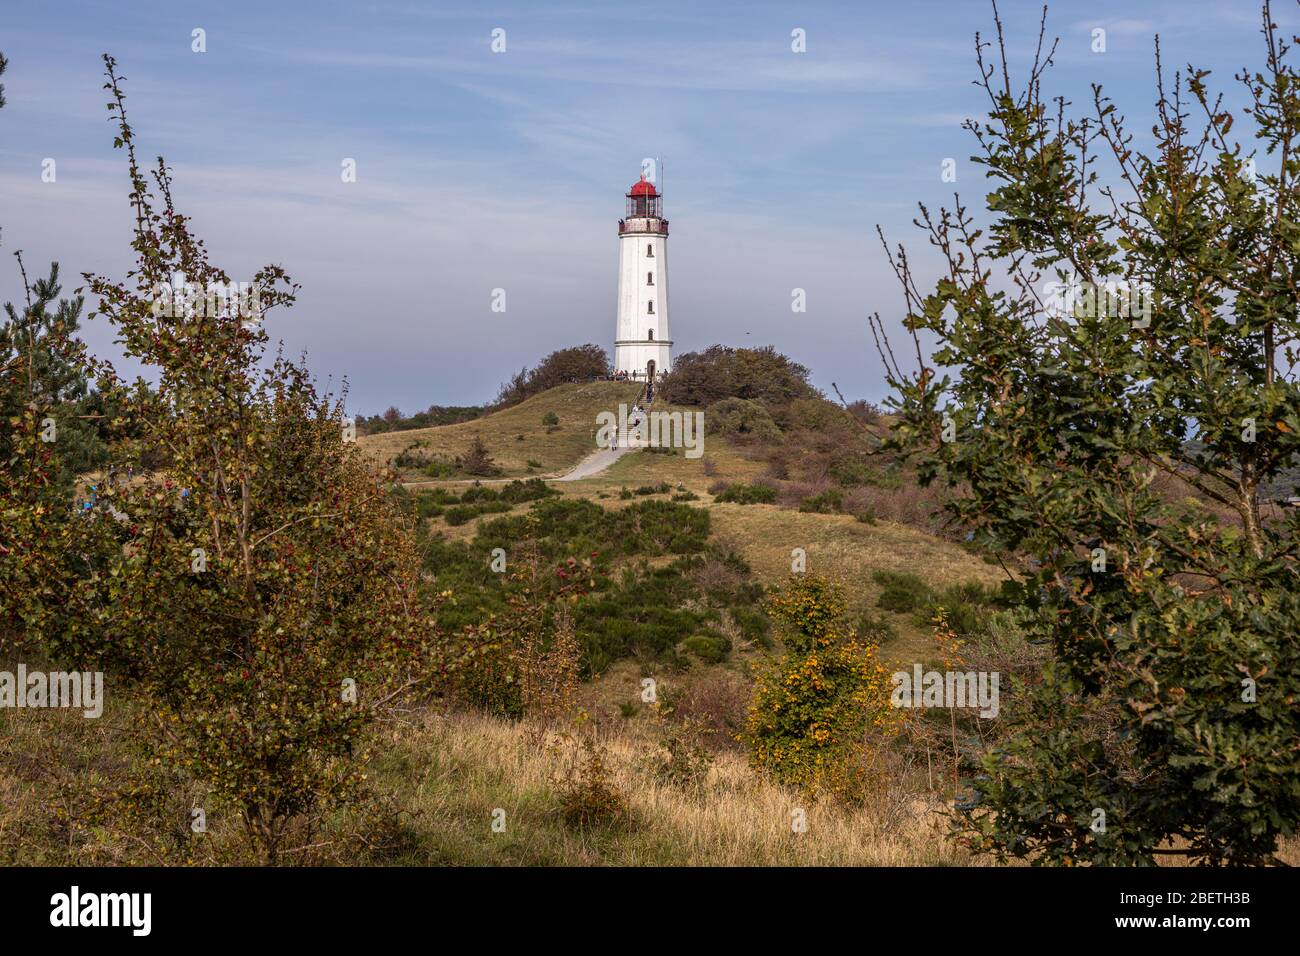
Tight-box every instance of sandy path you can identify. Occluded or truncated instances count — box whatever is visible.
[553,442,634,481]
[397,439,633,489]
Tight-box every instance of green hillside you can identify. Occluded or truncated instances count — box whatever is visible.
[359,380,642,480]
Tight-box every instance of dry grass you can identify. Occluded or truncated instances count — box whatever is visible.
[705,504,1006,663]
[359,381,642,479]
[371,708,977,866]
[546,411,767,500]
[5,691,1296,866]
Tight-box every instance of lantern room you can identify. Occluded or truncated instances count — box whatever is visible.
[625,173,663,219]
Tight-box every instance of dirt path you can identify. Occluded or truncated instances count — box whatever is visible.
[402,387,651,489]
[398,440,632,489]
[553,442,633,481]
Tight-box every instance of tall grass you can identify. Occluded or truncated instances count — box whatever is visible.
[368,709,980,866]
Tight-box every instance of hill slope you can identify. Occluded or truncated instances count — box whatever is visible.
[359,381,642,479]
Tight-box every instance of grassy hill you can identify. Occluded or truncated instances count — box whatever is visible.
[390,384,1005,664]
[478,394,994,662]
[10,381,1299,867]
[358,380,642,480]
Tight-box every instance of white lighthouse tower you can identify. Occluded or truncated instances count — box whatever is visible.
[614,171,672,382]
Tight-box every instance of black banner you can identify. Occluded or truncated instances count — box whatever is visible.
[0,865,1287,942]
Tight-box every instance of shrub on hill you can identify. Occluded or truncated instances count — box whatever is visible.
[871,570,1003,636]
[458,435,501,477]
[658,345,819,421]
[799,488,844,514]
[712,481,778,505]
[659,350,917,524]
[493,344,610,408]
[787,397,854,431]
[843,399,884,425]
[729,605,773,648]
[681,634,730,663]
[744,575,901,800]
[357,404,483,435]
[420,498,766,676]
[416,478,558,526]
[705,397,782,442]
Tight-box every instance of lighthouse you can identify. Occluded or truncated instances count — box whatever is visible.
[614,171,672,382]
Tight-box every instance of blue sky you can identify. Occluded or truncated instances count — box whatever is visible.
[0,0,1290,413]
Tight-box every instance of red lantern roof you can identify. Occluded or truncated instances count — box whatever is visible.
[629,173,658,197]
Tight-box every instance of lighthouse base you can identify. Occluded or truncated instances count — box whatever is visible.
[614,340,673,381]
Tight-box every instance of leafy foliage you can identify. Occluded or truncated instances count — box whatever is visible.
[1,262,108,494]
[2,58,441,863]
[659,345,819,422]
[422,498,763,675]
[712,482,778,505]
[705,397,783,441]
[494,344,610,408]
[744,576,900,800]
[871,5,1300,863]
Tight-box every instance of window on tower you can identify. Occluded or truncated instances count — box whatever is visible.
[647,329,654,340]
[647,272,654,286]
[647,301,654,314]
[646,244,654,257]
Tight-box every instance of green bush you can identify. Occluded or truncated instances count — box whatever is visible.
[421,498,750,675]
[920,581,1003,636]
[730,605,772,648]
[745,576,900,800]
[424,460,456,479]
[542,411,560,426]
[829,458,899,488]
[412,488,458,518]
[681,634,730,664]
[799,489,843,514]
[713,482,777,505]
[459,484,498,504]
[854,610,897,643]
[872,569,933,613]
[497,477,558,505]
[577,566,717,674]
[704,397,783,441]
[443,505,477,526]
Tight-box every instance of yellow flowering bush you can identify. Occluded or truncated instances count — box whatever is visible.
[744,575,900,801]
